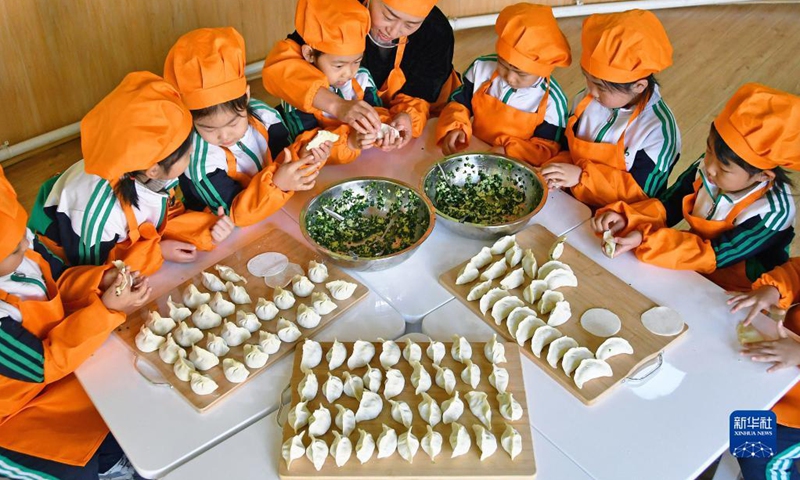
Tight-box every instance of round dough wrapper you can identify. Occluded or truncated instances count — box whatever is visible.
[641,306,684,336]
[264,263,304,289]
[580,308,622,337]
[248,252,289,277]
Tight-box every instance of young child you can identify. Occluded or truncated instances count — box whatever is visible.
[0,165,150,479]
[593,83,797,293]
[163,27,331,227]
[436,3,571,165]
[542,9,681,208]
[728,258,800,479]
[29,72,234,276]
[271,0,400,159]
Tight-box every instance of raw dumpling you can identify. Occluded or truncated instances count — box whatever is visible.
[377,424,398,459]
[236,310,260,333]
[490,235,516,255]
[276,318,301,343]
[356,429,375,464]
[545,269,578,290]
[306,129,340,149]
[221,319,251,347]
[479,288,510,315]
[536,260,573,280]
[562,347,594,377]
[322,372,344,403]
[456,262,480,285]
[298,371,319,402]
[422,425,443,461]
[531,325,563,357]
[546,336,579,368]
[308,405,332,437]
[244,344,269,368]
[190,372,219,395]
[433,364,457,395]
[327,339,347,370]
[473,425,498,461]
[465,390,492,427]
[491,295,525,325]
[521,249,538,278]
[402,338,422,363]
[506,306,538,337]
[208,292,235,318]
[549,236,566,260]
[441,390,464,424]
[467,279,493,302]
[537,290,564,315]
[335,404,356,436]
[379,338,401,369]
[189,344,219,371]
[159,334,185,364]
[497,392,523,421]
[451,335,473,363]
[580,308,622,337]
[308,260,329,283]
[167,295,192,322]
[273,287,296,310]
[292,275,315,298]
[222,358,249,383]
[173,355,196,381]
[574,358,613,389]
[390,399,414,428]
[173,321,203,347]
[603,230,617,258]
[515,316,546,346]
[146,311,176,336]
[484,333,507,364]
[311,291,337,315]
[523,279,548,304]
[301,339,323,371]
[411,361,432,395]
[226,281,251,305]
[398,428,420,464]
[547,300,572,327]
[500,267,525,290]
[469,247,494,269]
[426,339,446,365]
[418,392,442,427]
[505,243,523,268]
[356,391,384,422]
[501,424,522,460]
[135,326,165,353]
[449,422,471,458]
[363,365,383,393]
[326,280,357,301]
[215,264,247,284]
[460,359,481,389]
[258,330,281,354]
[182,284,210,309]
[489,364,509,393]
[205,332,230,357]
[255,298,279,321]
[288,401,310,432]
[480,258,508,281]
[347,340,375,369]
[343,371,364,399]
[282,431,305,469]
[383,368,405,400]
[201,271,226,292]
[193,303,224,329]
[296,303,322,329]
[330,431,353,467]
[305,434,328,471]
[595,337,634,361]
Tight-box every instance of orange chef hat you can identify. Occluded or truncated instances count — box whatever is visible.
[581,10,673,83]
[495,4,571,77]
[295,0,371,56]
[164,27,248,110]
[0,165,28,259]
[81,72,193,185]
[714,83,800,171]
[383,0,438,18]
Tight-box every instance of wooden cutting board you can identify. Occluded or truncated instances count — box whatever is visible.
[279,341,536,479]
[439,224,688,405]
[114,226,368,412]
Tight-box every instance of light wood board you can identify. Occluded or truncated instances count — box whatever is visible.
[279,342,536,479]
[439,224,688,405]
[114,226,368,412]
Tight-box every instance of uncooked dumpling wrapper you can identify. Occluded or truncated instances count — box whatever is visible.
[641,306,684,336]
[581,308,622,337]
[306,130,340,150]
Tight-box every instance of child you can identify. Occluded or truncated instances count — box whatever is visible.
[0,165,151,479]
[728,259,800,479]
[542,9,681,208]
[29,72,233,276]
[436,3,571,165]
[593,83,797,293]
[163,27,331,227]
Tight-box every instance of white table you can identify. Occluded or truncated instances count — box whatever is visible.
[422,220,800,480]
[282,118,592,322]
[75,210,406,479]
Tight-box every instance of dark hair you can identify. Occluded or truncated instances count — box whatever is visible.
[190,92,255,121]
[113,132,193,208]
[709,123,793,188]
[600,74,658,108]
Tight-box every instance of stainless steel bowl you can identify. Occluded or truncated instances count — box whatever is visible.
[421,153,548,240]
[300,177,435,271]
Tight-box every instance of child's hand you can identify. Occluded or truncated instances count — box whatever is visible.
[591,211,628,235]
[541,163,582,189]
[728,285,782,326]
[273,151,322,192]
[741,334,800,372]
[610,230,643,257]
[441,129,467,155]
[161,240,198,263]
[332,99,381,135]
[348,130,378,150]
[101,272,151,313]
[387,113,413,150]
[211,206,235,245]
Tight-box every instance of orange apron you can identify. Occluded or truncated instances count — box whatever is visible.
[0,251,108,465]
[220,116,272,188]
[683,177,771,292]
[471,72,550,147]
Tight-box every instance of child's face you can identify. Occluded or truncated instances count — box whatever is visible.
[194,107,250,149]
[703,140,771,193]
[0,234,29,276]
[582,70,646,110]
[305,48,364,89]
[496,57,539,90]
[368,0,425,44]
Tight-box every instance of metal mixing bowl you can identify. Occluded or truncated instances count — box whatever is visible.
[421,153,548,240]
[300,177,435,271]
